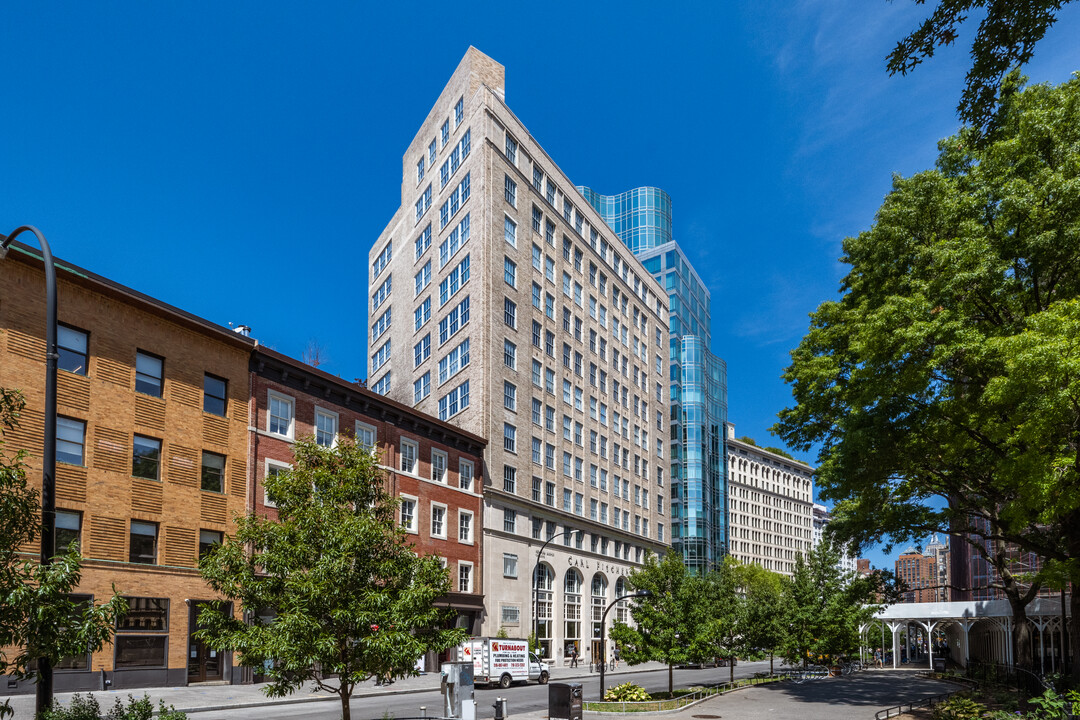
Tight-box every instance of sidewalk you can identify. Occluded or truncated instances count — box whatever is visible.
[3,661,672,718]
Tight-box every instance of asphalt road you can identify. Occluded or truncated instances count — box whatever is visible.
[186,660,775,720]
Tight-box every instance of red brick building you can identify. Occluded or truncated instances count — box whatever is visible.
[895,547,938,603]
[249,347,486,669]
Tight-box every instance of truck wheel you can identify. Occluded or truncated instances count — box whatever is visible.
[499,674,512,689]
[539,671,549,685]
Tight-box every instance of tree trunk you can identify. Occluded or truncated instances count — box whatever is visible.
[1071,583,1079,685]
[998,561,1038,669]
[340,686,351,720]
[668,662,673,696]
[729,658,734,684]
[769,651,774,675]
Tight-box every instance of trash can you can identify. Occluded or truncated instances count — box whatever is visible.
[549,682,583,720]
[933,658,946,673]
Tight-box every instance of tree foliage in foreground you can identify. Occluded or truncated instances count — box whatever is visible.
[887,0,1077,131]
[196,436,467,720]
[775,74,1080,677]
[0,388,125,720]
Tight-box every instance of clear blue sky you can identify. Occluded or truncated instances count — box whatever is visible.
[4,2,1079,571]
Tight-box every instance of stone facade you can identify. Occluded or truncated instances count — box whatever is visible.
[367,47,671,666]
[1,243,252,693]
[724,423,814,577]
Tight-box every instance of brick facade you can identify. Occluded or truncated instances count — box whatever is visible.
[1,244,252,693]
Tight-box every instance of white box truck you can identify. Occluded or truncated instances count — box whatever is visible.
[459,637,550,688]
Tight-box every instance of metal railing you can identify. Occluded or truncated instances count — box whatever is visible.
[874,689,967,720]
[582,673,790,713]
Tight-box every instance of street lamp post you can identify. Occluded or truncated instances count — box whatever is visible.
[533,529,572,659]
[599,589,651,699]
[1,226,59,717]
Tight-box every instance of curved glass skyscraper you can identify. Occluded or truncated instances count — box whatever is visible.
[579,186,728,573]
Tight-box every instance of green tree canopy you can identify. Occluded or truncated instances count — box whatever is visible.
[887,0,1078,131]
[737,563,786,674]
[775,74,1080,677]
[1,388,125,720]
[690,557,744,683]
[196,436,467,720]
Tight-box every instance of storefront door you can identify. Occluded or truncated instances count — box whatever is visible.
[188,602,225,683]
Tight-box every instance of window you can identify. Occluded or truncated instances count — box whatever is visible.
[441,119,450,146]
[503,298,517,329]
[451,461,472,494]
[58,324,88,375]
[532,360,542,387]
[503,423,517,452]
[414,334,431,367]
[417,157,425,183]
[503,508,517,533]
[439,254,470,307]
[532,243,542,270]
[504,175,517,207]
[373,240,393,279]
[129,521,158,564]
[56,416,85,465]
[459,562,473,592]
[459,511,473,543]
[454,96,464,125]
[372,275,392,310]
[505,133,517,163]
[429,139,436,165]
[414,372,431,403]
[264,461,288,508]
[132,435,161,481]
[400,495,418,532]
[135,351,163,397]
[315,408,338,447]
[532,283,541,310]
[201,451,225,493]
[415,224,432,260]
[574,493,583,515]
[370,373,391,395]
[431,449,447,483]
[199,529,223,559]
[437,380,470,420]
[114,597,168,668]
[56,510,81,553]
[415,261,431,295]
[545,256,555,282]
[438,296,470,345]
[204,374,227,416]
[504,339,517,369]
[371,340,392,373]
[504,381,517,411]
[415,298,431,331]
[400,439,418,474]
[415,184,432,222]
[502,464,518,493]
[267,391,295,438]
[504,256,517,287]
[431,504,447,538]
[439,174,471,229]
[532,320,541,348]
[438,338,470,383]
[532,437,541,464]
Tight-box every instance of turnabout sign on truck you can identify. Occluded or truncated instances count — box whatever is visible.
[459,637,550,688]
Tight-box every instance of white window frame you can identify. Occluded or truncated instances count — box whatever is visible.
[458,560,474,592]
[503,553,518,578]
[430,502,448,540]
[459,459,474,491]
[432,449,448,483]
[266,389,295,440]
[400,438,419,474]
[400,493,419,533]
[355,421,377,451]
[458,509,474,544]
[263,459,291,508]
[314,407,339,448]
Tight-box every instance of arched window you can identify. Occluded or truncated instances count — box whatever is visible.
[534,563,555,659]
[564,569,582,657]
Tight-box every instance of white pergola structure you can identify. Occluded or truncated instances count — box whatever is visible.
[860,598,1071,672]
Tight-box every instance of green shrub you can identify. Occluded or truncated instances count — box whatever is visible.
[603,682,651,702]
[39,694,188,720]
[932,696,985,720]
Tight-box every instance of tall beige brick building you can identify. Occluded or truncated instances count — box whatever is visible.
[724,423,814,577]
[367,48,670,665]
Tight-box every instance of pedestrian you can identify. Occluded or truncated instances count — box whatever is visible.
[570,644,578,668]
[613,645,620,669]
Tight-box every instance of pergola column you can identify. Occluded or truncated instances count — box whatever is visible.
[887,621,904,669]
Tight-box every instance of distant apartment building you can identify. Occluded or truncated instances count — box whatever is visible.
[925,534,950,602]
[247,346,486,671]
[577,186,728,574]
[949,523,1052,602]
[366,48,671,665]
[724,423,813,576]
[1,239,253,692]
[812,503,859,576]
[895,547,938,603]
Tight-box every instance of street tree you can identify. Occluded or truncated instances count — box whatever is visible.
[887,0,1078,131]
[775,74,1080,678]
[0,388,125,719]
[690,557,743,683]
[779,542,877,667]
[609,552,698,696]
[737,563,785,674]
[196,435,467,720]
